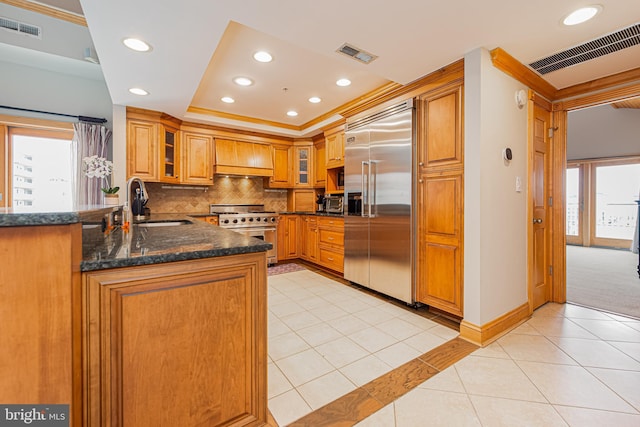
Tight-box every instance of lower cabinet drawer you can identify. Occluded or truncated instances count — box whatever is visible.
[319,247,344,273]
[319,228,343,246]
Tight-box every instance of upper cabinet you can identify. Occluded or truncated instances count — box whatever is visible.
[313,138,326,188]
[181,128,214,185]
[213,139,274,177]
[160,124,180,183]
[127,119,158,181]
[293,144,313,187]
[417,83,463,172]
[126,109,182,183]
[325,127,345,169]
[266,144,293,188]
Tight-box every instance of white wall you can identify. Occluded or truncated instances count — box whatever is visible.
[567,105,640,160]
[0,60,112,127]
[464,48,529,326]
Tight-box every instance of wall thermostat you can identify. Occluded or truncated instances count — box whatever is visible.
[503,147,513,161]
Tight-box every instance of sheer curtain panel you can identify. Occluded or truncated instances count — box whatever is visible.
[73,122,113,206]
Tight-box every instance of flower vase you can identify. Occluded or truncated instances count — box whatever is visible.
[104,194,119,206]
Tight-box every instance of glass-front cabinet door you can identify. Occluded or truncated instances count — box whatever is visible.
[294,146,312,187]
[160,125,180,183]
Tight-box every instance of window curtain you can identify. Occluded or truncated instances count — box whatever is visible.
[73,122,112,206]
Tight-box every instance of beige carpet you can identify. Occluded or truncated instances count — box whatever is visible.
[566,245,640,319]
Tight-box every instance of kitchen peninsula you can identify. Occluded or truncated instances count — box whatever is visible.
[0,207,270,427]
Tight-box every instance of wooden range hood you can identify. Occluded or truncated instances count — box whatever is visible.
[213,138,274,177]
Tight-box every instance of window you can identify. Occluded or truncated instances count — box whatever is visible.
[593,162,640,241]
[12,134,74,211]
[0,116,74,209]
[566,157,640,248]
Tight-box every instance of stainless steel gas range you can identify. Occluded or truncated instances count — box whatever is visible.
[210,204,279,265]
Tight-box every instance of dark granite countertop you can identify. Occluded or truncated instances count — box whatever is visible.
[0,205,118,227]
[81,214,271,272]
[278,211,344,218]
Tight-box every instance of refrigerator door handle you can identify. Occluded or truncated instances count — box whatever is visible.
[361,161,369,217]
[370,160,377,218]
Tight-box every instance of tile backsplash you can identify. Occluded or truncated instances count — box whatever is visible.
[145,177,288,213]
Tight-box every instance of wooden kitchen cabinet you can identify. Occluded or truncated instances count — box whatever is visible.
[127,119,158,181]
[126,108,183,184]
[266,143,293,188]
[287,189,316,212]
[0,224,83,426]
[82,253,267,427]
[181,129,214,185]
[193,215,219,225]
[417,83,463,172]
[160,124,180,183]
[416,80,464,317]
[317,216,344,273]
[293,145,313,187]
[313,139,326,187]
[325,129,345,169]
[300,215,318,262]
[277,214,300,260]
[214,138,274,177]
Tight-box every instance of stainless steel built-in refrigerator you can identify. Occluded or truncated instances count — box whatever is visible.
[344,99,414,304]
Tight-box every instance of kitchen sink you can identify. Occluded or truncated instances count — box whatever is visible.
[136,220,193,227]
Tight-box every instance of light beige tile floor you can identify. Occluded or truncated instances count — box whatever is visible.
[355,301,640,427]
[267,268,451,426]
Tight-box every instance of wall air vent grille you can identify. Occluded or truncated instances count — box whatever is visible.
[336,43,377,64]
[529,23,640,75]
[0,16,41,39]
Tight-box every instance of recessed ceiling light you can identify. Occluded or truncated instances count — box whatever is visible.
[129,87,149,96]
[253,51,273,63]
[287,110,298,117]
[221,96,235,103]
[563,5,602,26]
[308,97,321,104]
[234,77,253,86]
[123,38,151,52]
[336,78,351,87]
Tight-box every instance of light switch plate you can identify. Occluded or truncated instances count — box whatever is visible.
[515,176,522,192]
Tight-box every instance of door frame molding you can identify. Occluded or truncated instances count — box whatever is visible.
[528,92,553,313]
[550,84,640,304]
[490,48,640,310]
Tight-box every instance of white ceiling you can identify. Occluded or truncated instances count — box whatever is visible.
[3,1,640,137]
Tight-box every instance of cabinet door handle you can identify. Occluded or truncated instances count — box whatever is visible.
[328,237,334,240]
[419,179,424,183]
[419,162,424,166]
[327,257,334,261]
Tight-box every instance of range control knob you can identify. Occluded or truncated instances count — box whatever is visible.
[263,217,268,222]
[241,218,246,222]
[270,217,277,223]
[223,219,229,224]
[249,217,254,222]
[232,219,238,224]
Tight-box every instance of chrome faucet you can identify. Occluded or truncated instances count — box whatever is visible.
[124,176,149,225]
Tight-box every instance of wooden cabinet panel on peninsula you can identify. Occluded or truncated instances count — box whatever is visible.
[0,224,83,426]
[82,253,267,426]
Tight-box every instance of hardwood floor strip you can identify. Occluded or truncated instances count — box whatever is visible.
[287,388,383,427]
[419,337,479,371]
[361,359,439,406]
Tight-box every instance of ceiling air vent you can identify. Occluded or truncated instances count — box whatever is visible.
[529,23,640,75]
[336,43,377,64]
[0,16,42,39]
